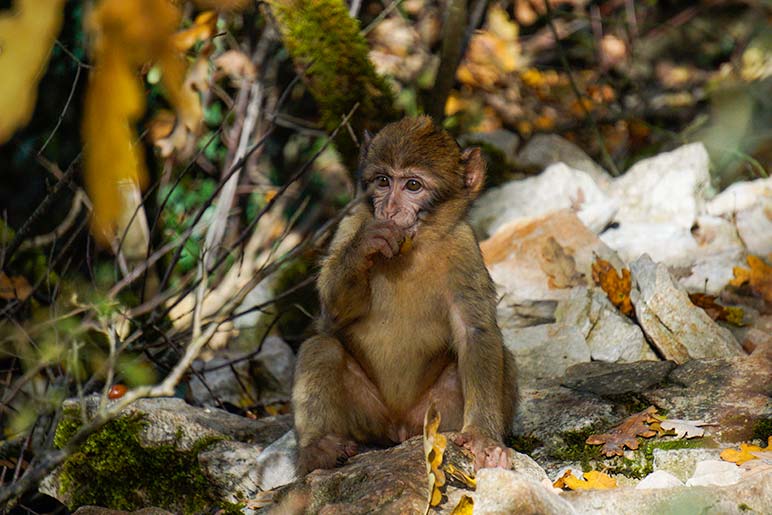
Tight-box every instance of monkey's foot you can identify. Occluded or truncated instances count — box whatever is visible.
[297,435,359,475]
[452,432,513,471]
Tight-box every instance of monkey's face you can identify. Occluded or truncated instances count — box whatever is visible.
[368,169,434,233]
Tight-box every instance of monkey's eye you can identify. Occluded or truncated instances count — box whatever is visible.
[405,179,423,192]
[375,175,390,188]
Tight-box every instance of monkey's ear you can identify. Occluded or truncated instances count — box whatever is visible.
[461,147,486,198]
[359,129,374,164]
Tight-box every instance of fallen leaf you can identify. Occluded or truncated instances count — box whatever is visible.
[720,437,771,465]
[554,470,617,490]
[456,5,522,88]
[688,293,744,326]
[214,49,257,82]
[444,463,476,489]
[586,406,659,457]
[449,495,474,515]
[658,419,710,439]
[423,404,447,508]
[541,237,584,289]
[592,257,633,316]
[730,255,772,303]
[0,273,32,301]
[0,0,65,143]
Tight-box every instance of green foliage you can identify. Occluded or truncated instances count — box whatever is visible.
[158,177,217,277]
[55,412,233,513]
[268,0,397,169]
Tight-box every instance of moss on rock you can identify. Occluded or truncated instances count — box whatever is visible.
[54,408,236,514]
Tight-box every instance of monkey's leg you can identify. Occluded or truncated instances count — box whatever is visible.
[395,363,465,442]
[293,335,391,474]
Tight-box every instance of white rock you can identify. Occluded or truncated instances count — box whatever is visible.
[474,468,576,514]
[685,460,743,487]
[652,448,723,482]
[471,163,618,237]
[636,470,684,489]
[601,222,698,267]
[254,430,297,491]
[631,254,743,363]
[503,324,591,382]
[737,202,772,255]
[610,143,711,229]
[705,177,772,216]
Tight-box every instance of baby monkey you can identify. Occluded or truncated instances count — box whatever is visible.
[293,116,517,475]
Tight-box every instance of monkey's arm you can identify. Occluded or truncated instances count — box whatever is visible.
[317,208,374,327]
[448,230,508,441]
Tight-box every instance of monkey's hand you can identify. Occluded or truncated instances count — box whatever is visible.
[452,429,513,471]
[352,221,405,269]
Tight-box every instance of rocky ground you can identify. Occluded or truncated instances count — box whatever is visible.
[42,140,771,514]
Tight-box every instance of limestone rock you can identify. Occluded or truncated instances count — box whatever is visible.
[635,470,683,489]
[562,361,676,396]
[610,143,710,229]
[652,448,724,482]
[564,468,771,514]
[630,254,743,363]
[482,210,623,303]
[254,430,297,491]
[473,468,575,514]
[471,164,617,237]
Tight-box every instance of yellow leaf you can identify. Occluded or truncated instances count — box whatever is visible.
[444,463,476,489]
[449,495,474,515]
[0,0,65,143]
[172,11,218,51]
[555,470,617,490]
[423,404,447,507]
[720,437,771,465]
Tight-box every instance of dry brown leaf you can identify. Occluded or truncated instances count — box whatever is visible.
[423,404,447,508]
[592,257,633,316]
[720,437,771,465]
[688,293,745,326]
[214,49,257,82]
[730,255,772,303]
[554,470,617,490]
[0,0,65,143]
[0,273,32,301]
[541,237,584,289]
[586,406,659,457]
[657,418,710,439]
[449,495,474,515]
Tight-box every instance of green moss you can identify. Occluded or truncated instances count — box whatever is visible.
[268,0,397,169]
[506,434,543,455]
[548,426,603,471]
[751,417,772,441]
[738,503,752,511]
[55,411,237,514]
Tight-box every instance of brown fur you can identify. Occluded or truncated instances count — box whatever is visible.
[293,117,517,475]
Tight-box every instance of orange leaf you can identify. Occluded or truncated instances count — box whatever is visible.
[0,273,32,301]
[730,255,772,303]
[688,293,744,326]
[720,437,771,465]
[172,11,217,51]
[592,257,633,316]
[586,406,659,457]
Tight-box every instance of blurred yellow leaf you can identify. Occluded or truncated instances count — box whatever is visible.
[215,49,257,83]
[730,255,772,303]
[173,11,218,51]
[193,0,251,9]
[554,470,617,490]
[423,404,447,507]
[0,0,65,143]
[457,5,522,88]
[449,495,474,515]
[720,437,771,465]
[83,0,211,245]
